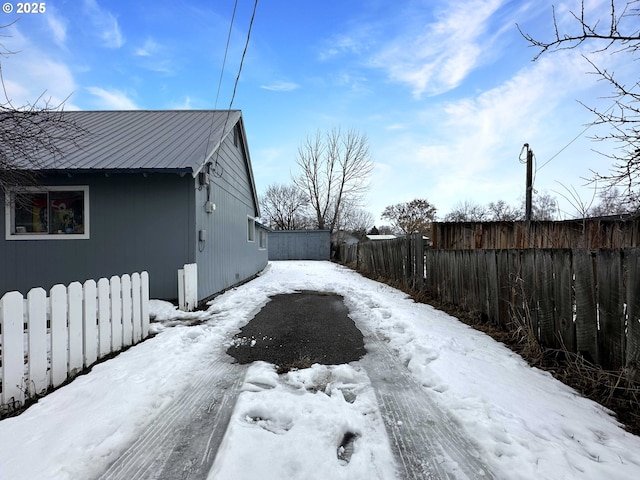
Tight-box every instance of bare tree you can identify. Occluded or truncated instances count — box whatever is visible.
[336,202,375,237]
[589,186,639,216]
[519,0,640,204]
[443,200,488,222]
[294,128,373,232]
[0,27,85,197]
[381,198,437,234]
[259,183,311,230]
[487,200,522,221]
[525,191,560,220]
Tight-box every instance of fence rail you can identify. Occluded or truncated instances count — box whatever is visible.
[0,272,150,412]
[337,236,640,373]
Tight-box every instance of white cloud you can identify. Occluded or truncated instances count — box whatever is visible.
[371,0,507,97]
[260,81,300,92]
[86,87,138,109]
[0,26,78,109]
[46,7,68,47]
[135,38,160,57]
[83,0,124,48]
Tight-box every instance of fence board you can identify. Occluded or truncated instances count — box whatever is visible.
[573,250,598,364]
[141,271,150,338]
[68,282,84,377]
[1,291,24,407]
[597,249,625,369]
[50,284,68,388]
[554,251,575,352]
[97,278,111,358]
[626,250,640,379]
[121,275,133,347]
[83,280,98,368]
[537,250,556,347]
[132,273,142,343]
[27,288,48,396]
[110,276,123,352]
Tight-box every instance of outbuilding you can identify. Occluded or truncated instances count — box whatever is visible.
[1,110,268,301]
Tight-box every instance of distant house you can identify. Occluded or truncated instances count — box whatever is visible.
[0,110,268,302]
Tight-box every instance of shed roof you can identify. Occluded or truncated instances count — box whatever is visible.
[30,110,243,174]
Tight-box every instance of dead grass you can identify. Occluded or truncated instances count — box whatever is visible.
[355,269,640,436]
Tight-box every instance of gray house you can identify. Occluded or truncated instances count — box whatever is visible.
[1,110,268,301]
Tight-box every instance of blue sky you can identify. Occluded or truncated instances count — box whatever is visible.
[1,0,634,223]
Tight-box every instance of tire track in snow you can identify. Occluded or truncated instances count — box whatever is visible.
[357,327,495,479]
[98,359,245,480]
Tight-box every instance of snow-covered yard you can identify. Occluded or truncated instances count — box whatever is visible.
[1,261,640,479]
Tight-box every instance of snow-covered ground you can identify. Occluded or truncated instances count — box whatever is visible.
[1,261,640,479]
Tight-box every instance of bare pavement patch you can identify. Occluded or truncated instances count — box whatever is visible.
[226,291,366,368]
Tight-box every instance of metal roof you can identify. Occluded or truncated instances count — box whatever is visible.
[31,110,243,174]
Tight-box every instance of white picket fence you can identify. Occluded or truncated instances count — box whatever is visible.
[0,271,149,412]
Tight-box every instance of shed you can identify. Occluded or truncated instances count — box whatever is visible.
[267,229,330,260]
[1,110,268,302]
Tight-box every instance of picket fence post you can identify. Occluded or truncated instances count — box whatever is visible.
[68,282,84,377]
[0,291,24,408]
[83,280,98,368]
[27,288,48,396]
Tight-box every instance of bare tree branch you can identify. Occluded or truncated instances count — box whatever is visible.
[519,0,640,206]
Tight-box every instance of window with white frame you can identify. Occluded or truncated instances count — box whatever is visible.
[6,186,90,240]
[247,216,255,242]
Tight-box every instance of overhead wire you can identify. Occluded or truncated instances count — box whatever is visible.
[211,0,259,178]
[201,0,239,178]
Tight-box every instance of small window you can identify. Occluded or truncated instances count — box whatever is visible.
[259,228,267,249]
[6,186,90,240]
[247,217,255,242]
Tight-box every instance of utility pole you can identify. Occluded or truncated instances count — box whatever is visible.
[523,143,533,221]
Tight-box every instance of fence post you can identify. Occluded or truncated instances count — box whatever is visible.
[50,284,68,388]
[27,288,48,396]
[1,291,24,408]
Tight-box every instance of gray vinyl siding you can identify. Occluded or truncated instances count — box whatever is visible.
[194,122,267,300]
[268,230,331,260]
[0,172,195,299]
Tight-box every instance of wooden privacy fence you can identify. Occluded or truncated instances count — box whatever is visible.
[355,234,425,290]
[0,271,150,412]
[337,237,640,372]
[426,248,640,371]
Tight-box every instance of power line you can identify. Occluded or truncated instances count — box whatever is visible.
[202,0,259,177]
[201,0,239,172]
[213,0,259,175]
[214,0,239,110]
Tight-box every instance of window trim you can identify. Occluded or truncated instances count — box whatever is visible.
[247,216,255,242]
[5,185,90,240]
[258,227,267,250]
